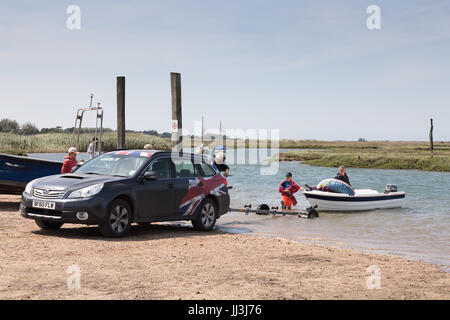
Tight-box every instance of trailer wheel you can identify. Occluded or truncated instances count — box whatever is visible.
[307,206,319,218]
[256,204,270,215]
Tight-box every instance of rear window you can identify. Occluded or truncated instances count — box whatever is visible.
[199,162,217,177]
[173,159,200,178]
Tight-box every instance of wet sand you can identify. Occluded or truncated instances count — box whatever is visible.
[0,195,448,299]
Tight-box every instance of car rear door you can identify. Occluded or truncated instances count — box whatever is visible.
[170,156,203,217]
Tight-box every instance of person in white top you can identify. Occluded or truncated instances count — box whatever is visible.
[87,136,98,159]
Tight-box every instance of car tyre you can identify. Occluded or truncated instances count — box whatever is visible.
[99,199,132,237]
[35,219,64,230]
[192,198,217,231]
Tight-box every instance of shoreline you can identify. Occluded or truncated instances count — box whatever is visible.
[219,214,450,273]
[1,195,448,299]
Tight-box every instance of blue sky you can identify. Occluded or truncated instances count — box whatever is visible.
[0,0,449,140]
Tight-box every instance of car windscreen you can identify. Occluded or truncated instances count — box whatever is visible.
[75,154,148,177]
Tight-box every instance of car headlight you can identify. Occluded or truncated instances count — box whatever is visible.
[68,183,104,199]
[24,179,38,194]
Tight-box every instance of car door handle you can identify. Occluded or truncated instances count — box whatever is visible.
[168,183,174,189]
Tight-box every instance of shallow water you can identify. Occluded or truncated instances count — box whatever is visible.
[28,150,450,268]
[219,150,450,269]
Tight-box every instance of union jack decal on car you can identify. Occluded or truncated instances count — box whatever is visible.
[178,175,227,216]
[107,150,154,157]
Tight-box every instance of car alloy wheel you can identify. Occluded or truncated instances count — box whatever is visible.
[99,199,132,237]
[201,202,215,228]
[110,205,129,233]
[192,198,217,231]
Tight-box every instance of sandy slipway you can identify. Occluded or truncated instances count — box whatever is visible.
[0,195,448,300]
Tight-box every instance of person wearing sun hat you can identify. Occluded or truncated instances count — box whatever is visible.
[61,147,79,174]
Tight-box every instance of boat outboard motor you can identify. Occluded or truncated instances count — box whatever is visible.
[384,184,398,194]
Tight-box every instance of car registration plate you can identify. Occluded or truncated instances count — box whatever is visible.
[32,200,56,210]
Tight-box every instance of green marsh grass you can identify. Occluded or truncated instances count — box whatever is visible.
[0,132,171,154]
[279,141,450,172]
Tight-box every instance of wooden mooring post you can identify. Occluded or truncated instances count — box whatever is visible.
[429,118,434,151]
[117,76,126,149]
[171,72,182,151]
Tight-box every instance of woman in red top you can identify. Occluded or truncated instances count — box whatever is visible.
[61,147,78,174]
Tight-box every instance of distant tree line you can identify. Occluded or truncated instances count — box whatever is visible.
[0,119,39,135]
[0,118,171,138]
[137,130,171,139]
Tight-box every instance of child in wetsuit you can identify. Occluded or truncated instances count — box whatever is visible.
[279,172,304,210]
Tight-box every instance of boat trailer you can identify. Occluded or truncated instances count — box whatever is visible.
[229,204,319,219]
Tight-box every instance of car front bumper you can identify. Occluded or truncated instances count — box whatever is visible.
[20,192,109,225]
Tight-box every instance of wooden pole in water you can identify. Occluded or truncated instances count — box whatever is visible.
[429,118,434,151]
[219,120,224,148]
[171,72,182,151]
[117,76,126,149]
[201,116,204,146]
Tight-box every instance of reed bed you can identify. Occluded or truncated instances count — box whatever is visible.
[0,132,171,154]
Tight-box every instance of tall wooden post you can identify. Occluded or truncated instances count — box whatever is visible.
[117,76,126,149]
[201,116,204,145]
[171,72,182,151]
[429,118,434,151]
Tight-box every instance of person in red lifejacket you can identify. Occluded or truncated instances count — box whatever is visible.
[61,147,78,174]
[279,172,304,210]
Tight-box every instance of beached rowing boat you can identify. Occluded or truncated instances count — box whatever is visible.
[303,188,406,212]
[0,153,62,194]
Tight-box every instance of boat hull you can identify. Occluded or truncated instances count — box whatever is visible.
[303,190,405,212]
[0,153,62,194]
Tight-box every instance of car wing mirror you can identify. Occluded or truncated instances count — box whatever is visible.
[143,171,157,181]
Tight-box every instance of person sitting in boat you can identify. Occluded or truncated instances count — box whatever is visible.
[61,147,78,174]
[279,172,304,210]
[334,166,351,186]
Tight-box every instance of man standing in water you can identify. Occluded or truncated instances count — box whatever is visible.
[61,147,78,174]
[279,172,304,210]
[335,166,351,186]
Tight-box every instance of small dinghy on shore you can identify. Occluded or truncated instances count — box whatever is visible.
[303,183,405,212]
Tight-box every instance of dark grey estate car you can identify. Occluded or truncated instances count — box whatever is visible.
[20,150,230,237]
